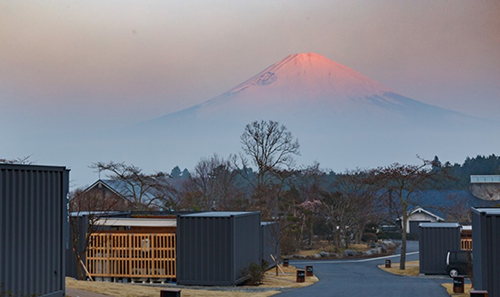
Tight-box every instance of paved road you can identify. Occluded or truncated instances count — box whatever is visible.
[277,241,450,297]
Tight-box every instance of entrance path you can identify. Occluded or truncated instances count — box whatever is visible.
[277,241,450,297]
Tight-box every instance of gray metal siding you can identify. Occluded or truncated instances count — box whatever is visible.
[409,220,429,235]
[177,216,233,285]
[177,212,260,286]
[418,223,461,274]
[0,164,69,297]
[260,222,280,268]
[233,214,260,283]
[472,208,500,297]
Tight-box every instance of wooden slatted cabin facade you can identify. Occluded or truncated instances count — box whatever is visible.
[86,217,177,283]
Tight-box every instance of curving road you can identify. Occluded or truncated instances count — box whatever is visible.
[277,241,450,297]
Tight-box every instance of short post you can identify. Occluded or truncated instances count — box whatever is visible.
[296,269,305,283]
[283,258,289,267]
[305,265,313,276]
[160,289,181,297]
[385,259,391,268]
[470,290,488,297]
[453,276,464,294]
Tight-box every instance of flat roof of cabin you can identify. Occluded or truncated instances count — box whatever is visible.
[95,217,177,227]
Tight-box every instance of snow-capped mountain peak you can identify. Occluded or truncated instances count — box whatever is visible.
[227,52,392,99]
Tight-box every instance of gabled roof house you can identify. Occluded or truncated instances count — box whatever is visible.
[400,206,445,234]
[72,179,162,211]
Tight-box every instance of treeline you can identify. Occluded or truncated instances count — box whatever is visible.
[430,154,500,189]
[171,154,500,191]
[70,120,500,256]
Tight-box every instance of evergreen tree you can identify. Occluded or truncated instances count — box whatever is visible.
[171,166,182,178]
[181,168,191,179]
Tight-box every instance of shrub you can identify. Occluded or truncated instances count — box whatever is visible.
[361,232,378,243]
[377,231,388,239]
[241,261,269,286]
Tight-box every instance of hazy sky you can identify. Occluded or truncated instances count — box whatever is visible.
[1,0,499,174]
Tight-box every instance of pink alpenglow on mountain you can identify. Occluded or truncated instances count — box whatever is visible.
[229,53,391,99]
[158,52,462,125]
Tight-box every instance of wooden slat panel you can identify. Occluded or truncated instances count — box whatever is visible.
[461,238,473,251]
[86,233,176,278]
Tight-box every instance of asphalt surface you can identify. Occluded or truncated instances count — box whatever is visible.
[277,241,451,297]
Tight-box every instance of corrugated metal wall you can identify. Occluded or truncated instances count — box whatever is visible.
[0,164,69,297]
[177,212,260,286]
[418,223,461,274]
[233,213,260,283]
[472,208,500,297]
[261,222,279,268]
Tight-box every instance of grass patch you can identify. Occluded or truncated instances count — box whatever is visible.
[261,265,319,288]
[66,265,318,297]
[66,278,279,297]
[294,241,370,257]
[377,260,420,276]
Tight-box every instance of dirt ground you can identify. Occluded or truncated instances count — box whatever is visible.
[66,265,318,297]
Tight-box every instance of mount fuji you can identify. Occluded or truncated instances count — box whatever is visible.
[124,52,493,171]
[152,52,469,126]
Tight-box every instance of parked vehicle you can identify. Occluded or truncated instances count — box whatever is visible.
[446,250,472,277]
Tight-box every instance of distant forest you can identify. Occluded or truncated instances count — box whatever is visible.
[428,154,500,189]
[171,154,500,191]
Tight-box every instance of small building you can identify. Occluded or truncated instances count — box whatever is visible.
[400,207,444,235]
[472,207,500,297]
[177,211,261,286]
[418,222,461,275]
[73,179,165,211]
[0,164,69,297]
[76,211,270,286]
[84,217,177,283]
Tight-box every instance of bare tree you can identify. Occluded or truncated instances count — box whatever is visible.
[320,190,357,252]
[334,169,377,245]
[69,188,120,280]
[240,120,300,186]
[368,160,435,270]
[238,120,300,216]
[238,120,301,275]
[436,192,472,224]
[294,162,326,248]
[0,155,34,164]
[179,154,246,211]
[91,161,175,211]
